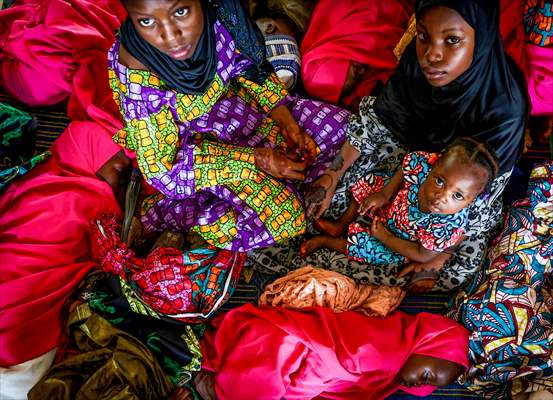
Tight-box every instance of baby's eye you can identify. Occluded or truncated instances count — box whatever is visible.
[417,32,427,41]
[139,18,154,27]
[175,7,189,17]
[434,177,444,187]
[453,192,465,201]
[446,36,461,45]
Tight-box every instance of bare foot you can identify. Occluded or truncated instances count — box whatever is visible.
[314,217,346,237]
[299,236,328,258]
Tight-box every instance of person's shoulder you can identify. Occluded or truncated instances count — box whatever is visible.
[119,44,148,71]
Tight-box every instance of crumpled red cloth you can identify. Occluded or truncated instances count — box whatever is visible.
[0,0,126,133]
[93,214,245,322]
[0,121,122,367]
[202,304,469,400]
[301,0,413,106]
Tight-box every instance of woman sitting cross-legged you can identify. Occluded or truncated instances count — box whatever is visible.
[110,0,350,252]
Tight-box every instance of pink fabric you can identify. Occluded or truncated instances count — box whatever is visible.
[0,121,122,367]
[0,0,126,134]
[301,0,412,105]
[202,304,469,400]
[526,43,553,116]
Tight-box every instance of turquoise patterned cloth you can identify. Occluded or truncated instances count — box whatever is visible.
[451,163,553,399]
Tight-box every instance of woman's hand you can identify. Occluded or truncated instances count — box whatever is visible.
[358,192,388,216]
[270,105,319,162]
[254,147,307,180]
[304,173,337,219]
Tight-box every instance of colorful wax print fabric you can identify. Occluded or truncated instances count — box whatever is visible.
[451,163,553,399]
[525,0,553,47]
[94,214,245,323]
[347,151,468,269]
[108,21,349,252]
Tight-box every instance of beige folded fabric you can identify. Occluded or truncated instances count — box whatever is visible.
[259,266,405,317]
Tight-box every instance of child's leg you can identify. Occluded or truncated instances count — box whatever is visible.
[314,200,359,237]
[299,235,347,258]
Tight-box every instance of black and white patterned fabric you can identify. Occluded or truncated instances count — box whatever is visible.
[248,97,511,291]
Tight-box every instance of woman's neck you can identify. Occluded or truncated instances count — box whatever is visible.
[119,43,148,70]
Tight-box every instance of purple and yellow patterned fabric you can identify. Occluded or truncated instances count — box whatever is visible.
[347,152,469,269]
[108,20,349,252]
[451,163,553,399]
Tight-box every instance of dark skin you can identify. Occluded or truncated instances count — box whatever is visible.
[339,61,371,113]
[416,6,475,87]
[255,16,298,39]
[122,0,317,181]
[95,150,132,206]
[302,149,489,270]
[305,5,477,218]
[396,354,465,388]
[192,355,464,397]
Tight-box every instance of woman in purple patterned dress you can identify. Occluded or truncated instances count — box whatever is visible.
[108,0,349,252]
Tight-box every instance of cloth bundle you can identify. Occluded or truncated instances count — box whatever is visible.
[259,265,405,316]
[94,214,245,322]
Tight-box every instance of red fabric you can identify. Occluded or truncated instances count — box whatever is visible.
[201,304,469,400]
[499,0,529,75]
[0,0,126,134]
[301,0,413,105]
[0,121,122,367]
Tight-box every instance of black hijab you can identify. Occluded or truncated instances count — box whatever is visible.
[374,0,528,174]
[120,0,272,95]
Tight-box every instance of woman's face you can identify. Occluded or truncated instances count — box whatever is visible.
[126,0,204,61]
[396,354,465,388]
[416,6,475,87]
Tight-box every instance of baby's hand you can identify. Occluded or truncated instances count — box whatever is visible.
[358,192,388,216]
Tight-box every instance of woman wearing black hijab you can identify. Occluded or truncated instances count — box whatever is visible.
[251,0,527,292]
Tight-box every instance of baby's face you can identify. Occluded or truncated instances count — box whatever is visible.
[255,17,297,38]
[418,151,488,215]
[396,354,464,388]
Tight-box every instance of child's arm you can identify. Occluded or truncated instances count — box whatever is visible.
[370,217,440,263]
[359,169,404,216]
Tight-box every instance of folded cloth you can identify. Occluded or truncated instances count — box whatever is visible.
[28,304,174,400]
[258,265,405,316]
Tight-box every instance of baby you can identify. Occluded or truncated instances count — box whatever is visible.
[301,137,498,278]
